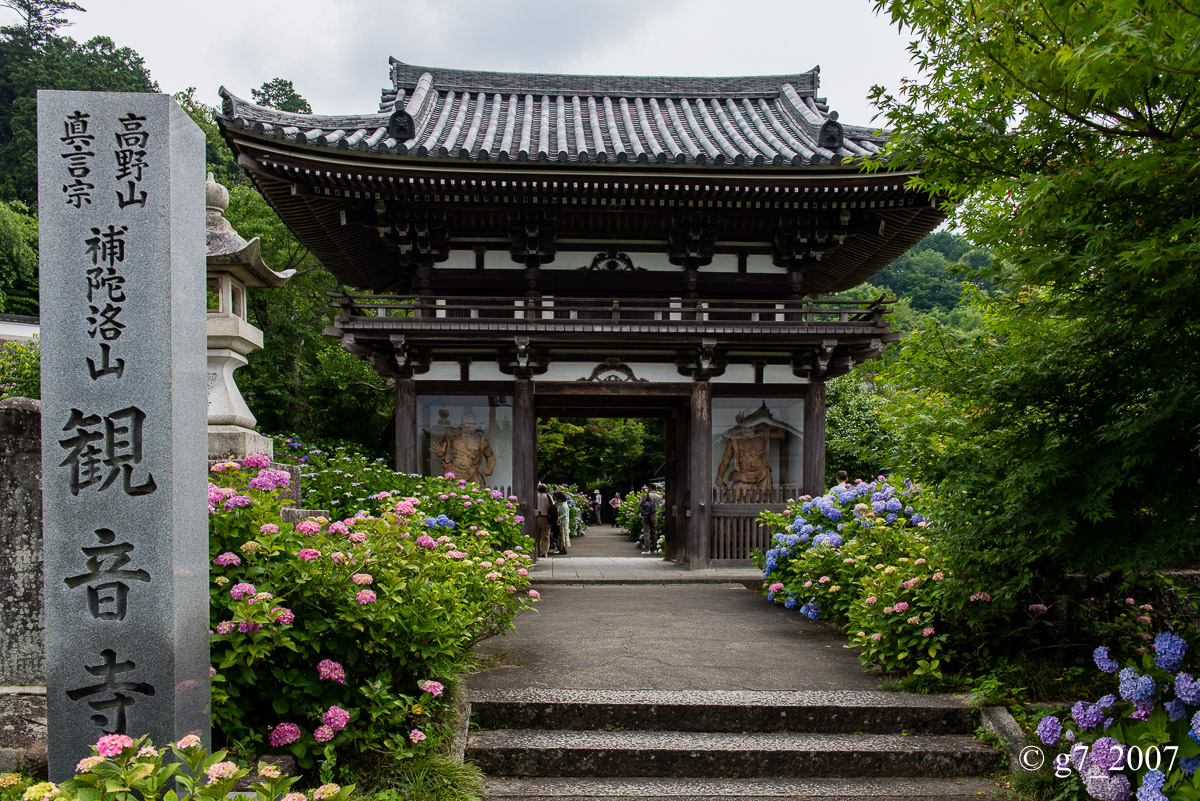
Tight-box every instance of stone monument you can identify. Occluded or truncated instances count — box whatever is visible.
[205,174,293,460]
[37,90,209,780]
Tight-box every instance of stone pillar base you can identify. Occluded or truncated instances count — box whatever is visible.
[208,425,274,461]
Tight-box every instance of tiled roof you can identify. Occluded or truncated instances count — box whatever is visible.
[218,59,888,168]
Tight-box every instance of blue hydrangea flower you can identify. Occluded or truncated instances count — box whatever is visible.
[1182,757,1199,777]
[837,490,855,504]
[784,597,797,610]
[800,524,815,536]
[1118,667,1156,703]
[798,534,810,543]
[793,515,806,530]
[1094,646,1120,673]
[885,513,897,524]
[905,505,915,515]
[1177,673,1200,705]
[1137,769,1167,801]
[1192,710,1200,738]
[910,513,925,524]
[871,500,887,514]
[885,497,902,512]
[1166,700,1186,722]
[812,532,843,549]
[1097,694,1116,709]
[1154,632,1188,672]
[784,534,800,548]
[1035,715,1061,745]
[799,601,820,620]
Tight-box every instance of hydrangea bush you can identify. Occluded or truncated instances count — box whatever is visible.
[1033,631,1200,801]
[0,734,353,801]
[755,475,1038,676]
[208,457,537,775]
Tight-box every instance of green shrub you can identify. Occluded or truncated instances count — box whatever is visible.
[0,338,39,400]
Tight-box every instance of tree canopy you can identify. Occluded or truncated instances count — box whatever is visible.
[0,2,157,205]
[867,0,1200,573]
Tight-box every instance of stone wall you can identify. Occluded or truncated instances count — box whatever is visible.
[0,397,47,775]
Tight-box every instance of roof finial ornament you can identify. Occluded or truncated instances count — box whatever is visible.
[819,111,843,151]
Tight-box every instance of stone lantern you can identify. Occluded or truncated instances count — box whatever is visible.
[204,173,295,460]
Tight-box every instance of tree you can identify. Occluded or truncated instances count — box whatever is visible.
[0,0,83,45]
[537,417,650,489]
[869,0,1200,573]
[0,4,156,205]
[0,199,37,313]
[251,78,312,114]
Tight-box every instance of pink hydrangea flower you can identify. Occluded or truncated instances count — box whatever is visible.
[238,621,261,634]
[176,734,202,749]
[329,521,349,536]
[282,794,306,801]
[317,659,345,683]
[1028,604,1048,614]
[907,616,921,625]
[242,454,271,469]
[870,633,883,642]
[409,729,426,743]
[923,627,936,637]
[528,590,540,599]
[76,755,105,772]
[96,733,134,757]
[486,571,501,580]
[272,607,295,625]
[969,592,992,602]
[295,520,322,535]
[768,583,784,593]
[356,589,377,604]
[864,597,877,605]
[312,785,341,800]
[323,705,350,731]
[443,472,455,479]
[250,592,274,604]
[313,725,334,743]
[518,568,529,576]
[893,602,910,613]
[206,761,239,782]
[351,573,373,585]
[298,548,320,561]
[209,666,217,677]
[214,552,241,567]
[229,583,256,600]
[932,572,945,581]
[269,722,301,747]
[416,535,437,549]
[395,501,416,515]
[348,532,367,544]
[419,680,445,696]
[330,552,348,564]
[818,576,830,583]
[216,621,234,635]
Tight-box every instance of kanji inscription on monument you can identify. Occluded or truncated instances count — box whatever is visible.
[38,91,209,780]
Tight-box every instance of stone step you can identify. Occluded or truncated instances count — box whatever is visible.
[468,689,976,734]
[484,776,1002,800]
[466,729,1003,779]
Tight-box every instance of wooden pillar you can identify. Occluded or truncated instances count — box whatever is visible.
[512,378,537,546]
[394,376,417,474]
[687,379,712,569]
[803,379,827,497]
[663,413,678,561]
[671,405,690,565]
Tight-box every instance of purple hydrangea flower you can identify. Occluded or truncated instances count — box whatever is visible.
[1071,701,1105,729]
[1118,667,1156,703]
[1176,673,1200,705]
[1036,715,1061,745]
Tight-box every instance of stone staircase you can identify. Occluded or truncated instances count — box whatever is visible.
[467,688,1003,800]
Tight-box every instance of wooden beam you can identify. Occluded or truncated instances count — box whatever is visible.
[394,376,418,473]
[803,380,827,497]
[513,379,537,547]
[687,379,712,569]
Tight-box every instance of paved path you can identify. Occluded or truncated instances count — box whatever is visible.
[470,524,878,692]
[532,524,763,584]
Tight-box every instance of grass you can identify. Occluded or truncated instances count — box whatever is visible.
[365,756,486,801]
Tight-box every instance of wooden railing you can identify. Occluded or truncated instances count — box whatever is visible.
[333,293,892,328]
[711,484,803,505]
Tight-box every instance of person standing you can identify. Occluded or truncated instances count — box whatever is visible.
[608,492,621,525]
[535,483,552,558]
[593,489,603,523]
[553,491,572,553]
[638,485,661,553]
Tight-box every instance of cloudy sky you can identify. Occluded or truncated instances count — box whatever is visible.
[6,0,919,126]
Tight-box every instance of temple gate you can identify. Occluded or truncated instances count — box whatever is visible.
[216,60,943,567]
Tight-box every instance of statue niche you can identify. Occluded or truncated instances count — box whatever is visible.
[431,411,496,486]
[714,404,799,496]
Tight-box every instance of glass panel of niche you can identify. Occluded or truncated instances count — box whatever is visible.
[711,398,804,503]
[418,395,513,491]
